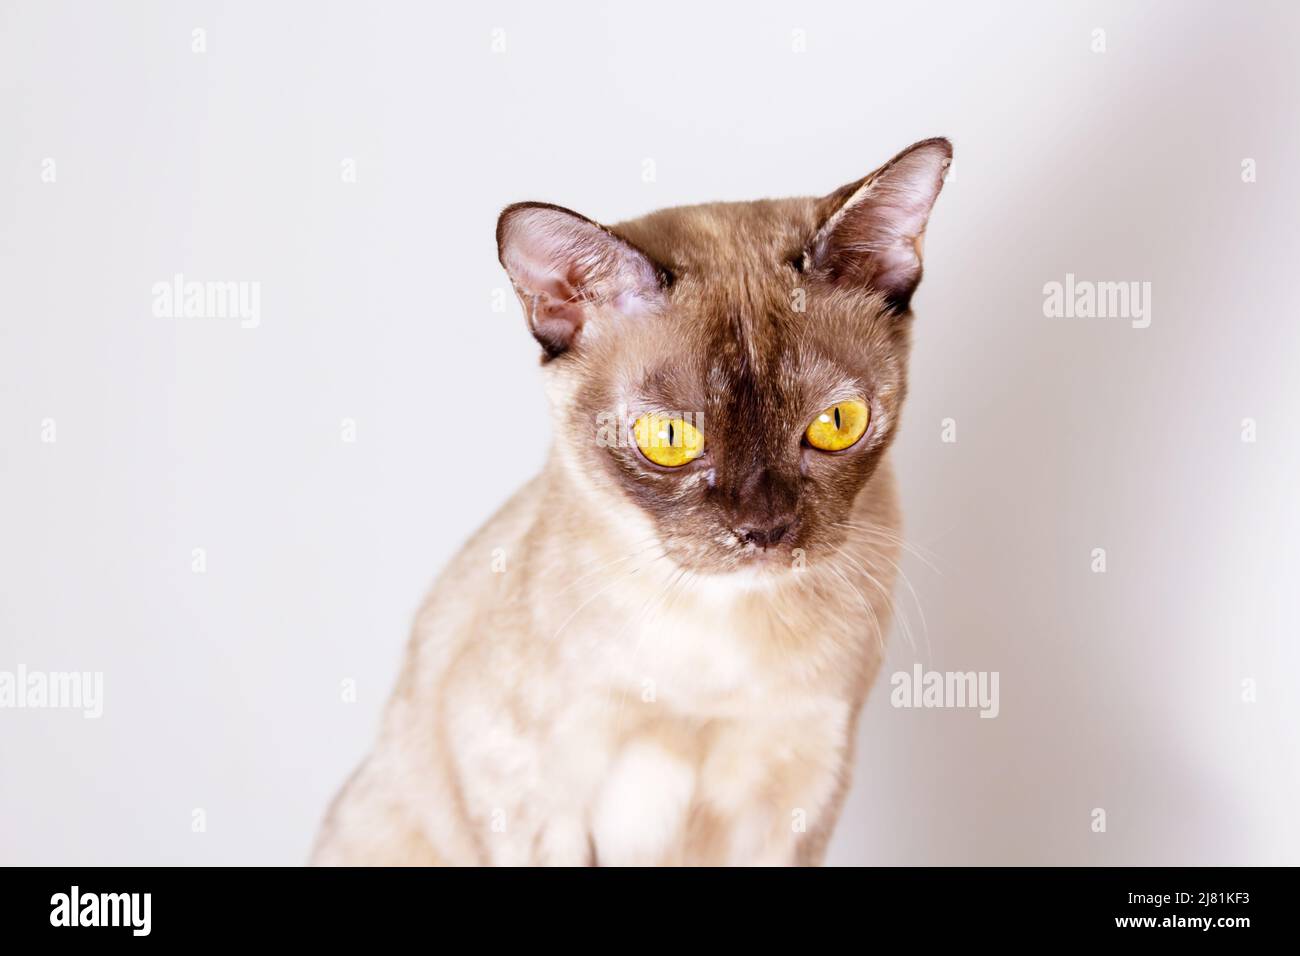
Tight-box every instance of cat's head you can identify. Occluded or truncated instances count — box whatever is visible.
[497,138,951,578]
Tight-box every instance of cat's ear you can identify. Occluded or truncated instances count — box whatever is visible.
[806,137,952,312]
[496,202,667,359]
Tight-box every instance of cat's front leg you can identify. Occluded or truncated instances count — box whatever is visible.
[696,710,850,866]
[534,815,593,866]
[712,778,845,866]
[590,738,696,866]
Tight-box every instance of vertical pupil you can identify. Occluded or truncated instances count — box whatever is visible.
[834,406,842,430]
[668,421,675,446]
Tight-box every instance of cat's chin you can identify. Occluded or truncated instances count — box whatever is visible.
[693,556,793,594]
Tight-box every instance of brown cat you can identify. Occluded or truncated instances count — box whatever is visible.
[312,137,952,865]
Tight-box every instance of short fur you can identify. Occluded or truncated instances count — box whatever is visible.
[313,138,952,865]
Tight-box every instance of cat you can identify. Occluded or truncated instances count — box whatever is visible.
[312,137,952,866]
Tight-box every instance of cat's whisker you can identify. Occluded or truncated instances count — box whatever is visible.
[549,550,670,643]
[839,521,941,575]
[825,561,886,658]
[839,518,934,551]
[840,524,935,563]
[879,559,929,660]
[572,533,662,568]
[841,567,889,660]
[837,525,934,660]
[555,537,663,597]
[832,545,915,658]
[832,546,915,658]
[610,564,694,733]
[762,590,804,655]
[886,557,930,660]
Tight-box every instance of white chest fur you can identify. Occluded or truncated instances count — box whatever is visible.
[542,588,853,865]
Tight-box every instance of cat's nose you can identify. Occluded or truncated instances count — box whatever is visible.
[736,521,792,549]
[728,467,798,549]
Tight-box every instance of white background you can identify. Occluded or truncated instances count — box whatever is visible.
[2,0,1297,865]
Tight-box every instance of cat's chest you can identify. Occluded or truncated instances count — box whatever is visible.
[561,585,810,715]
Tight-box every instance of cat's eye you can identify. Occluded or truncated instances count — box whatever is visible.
[633,414,705,468]
[805,399,870,452]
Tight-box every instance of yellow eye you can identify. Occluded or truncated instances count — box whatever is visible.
[805,399,870,451]
[633,414,705,468]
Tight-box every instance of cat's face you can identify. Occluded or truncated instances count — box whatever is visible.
[497,139,951,577]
